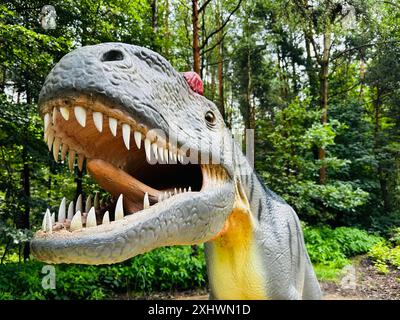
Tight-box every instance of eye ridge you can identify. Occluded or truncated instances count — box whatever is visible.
[205,111,216,124]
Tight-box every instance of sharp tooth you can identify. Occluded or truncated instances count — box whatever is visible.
[74,106,86,127]
[46,210,53,233]
[86,207,97,227]
[94,192,99,209]
[85,195,92,213]
[52,137,61,162]
[60,107,70,120]
[143,192,150,209]
[44,113,50,132]
[173,152,177,162]
[76,194,82,213]
[152,143,158,160]
[164,191,168,199]
[52,108,57,124]
[42,209,51,232]
[67,201,74,220]
[115,194,124,220]
[47,131,54,150]
[108,117,118,136]
[51,212,55,225]
[122,124,131,150]
[44,117,53,142]
[70,211,82,231]
[184,188,187,193]
[58,197,66,223]
[158,146,164,162]
[68,149,76,172]
[134,131,142,149]
[102,211,110,224]
[77,154,84,171]
[169,150,173,162]
[188,186,192,192]
[174,188,178,195]
[164,149,169,164]
[93,112,103,132]
[179,188,182,194]
[178,154,183,163]
[144,139,151,161]
[61,143,69,161]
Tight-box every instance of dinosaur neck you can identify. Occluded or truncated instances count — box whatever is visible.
[205,177,268,299]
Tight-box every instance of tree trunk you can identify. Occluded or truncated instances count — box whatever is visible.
[216,6,225,120]
[22,141,30,261]
[192,0,201,75]
[1,238,11,264]
[291,54,298,94]
[373,87,391,213]
[150,0,158,51]
[247,48,255,130]
[22,91,32,261]
[318,26,331,185]
[218,53,225,120]
[151,0,158,32]
[304,36,318,100]
[164,0,170,58]
[200,6,206,78]
[210,64,216,101]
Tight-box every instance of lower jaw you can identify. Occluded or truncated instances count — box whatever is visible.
[31,175,235,265]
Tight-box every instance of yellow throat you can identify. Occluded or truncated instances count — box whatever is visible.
[207,182,267,300]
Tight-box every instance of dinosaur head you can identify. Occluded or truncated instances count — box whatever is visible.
[31,43,235,264]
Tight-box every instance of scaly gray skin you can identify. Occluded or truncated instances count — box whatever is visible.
[31,43,322,300]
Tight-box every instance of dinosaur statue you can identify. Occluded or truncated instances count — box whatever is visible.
[31,43,322,300]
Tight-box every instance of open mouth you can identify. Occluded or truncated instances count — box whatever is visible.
[37,93,225,237]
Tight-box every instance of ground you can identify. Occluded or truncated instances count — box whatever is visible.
[123,257,400,300]
[321,258,400,300]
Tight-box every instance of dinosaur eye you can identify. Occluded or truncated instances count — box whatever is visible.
[205,111,216,124]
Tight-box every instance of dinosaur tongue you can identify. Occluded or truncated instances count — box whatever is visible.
[87,159,160,212]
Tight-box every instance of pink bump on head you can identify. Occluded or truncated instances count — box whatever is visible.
[183,71,203,96]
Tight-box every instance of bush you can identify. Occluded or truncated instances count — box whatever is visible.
[368,241,400,274]
[332,227,383,256]
[389,227,400,246]
[0,226,385,298]
[0,245,207,300]
[303,225,383,269]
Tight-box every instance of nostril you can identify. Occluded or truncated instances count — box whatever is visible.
[101,49,124,62]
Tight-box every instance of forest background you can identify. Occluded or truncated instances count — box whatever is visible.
[1,0,399,299]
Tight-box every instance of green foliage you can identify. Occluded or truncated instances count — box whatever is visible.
[312,264,343,282]
[0,0,400,297]
[374,261,390,275]
[258,95,370,224]
[389,228,400,246]
[332,227,383,257]
[303,225,383,269]
[0,246,207,300]
[368,241,400,274]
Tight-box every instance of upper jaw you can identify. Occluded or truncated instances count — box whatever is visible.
[31,91,236,264]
